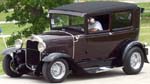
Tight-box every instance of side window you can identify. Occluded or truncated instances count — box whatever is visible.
[112,11,132,29]
[88,14,110,34]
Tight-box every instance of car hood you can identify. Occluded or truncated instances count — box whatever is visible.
[37,30,74,49]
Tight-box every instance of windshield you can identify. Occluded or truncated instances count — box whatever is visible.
[50,14,84,31]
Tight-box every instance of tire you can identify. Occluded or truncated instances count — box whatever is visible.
[42,59,69,83]
[3,56,23,77]
[123,47,144,75]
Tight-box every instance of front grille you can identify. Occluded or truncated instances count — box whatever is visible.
[26,40,40,65]
[27,40,38,49]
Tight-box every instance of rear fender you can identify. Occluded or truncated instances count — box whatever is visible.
[123,41,149,63]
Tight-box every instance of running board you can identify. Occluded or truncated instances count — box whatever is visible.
[84,66,113,74]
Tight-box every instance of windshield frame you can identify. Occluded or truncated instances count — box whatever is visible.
[49,13,86,33]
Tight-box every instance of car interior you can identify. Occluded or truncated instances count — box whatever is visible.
[94,14,110,31]
[88,14,110,34]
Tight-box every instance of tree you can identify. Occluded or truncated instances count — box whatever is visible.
[0,0,73,45]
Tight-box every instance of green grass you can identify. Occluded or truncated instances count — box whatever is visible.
[0,62,3,75]
[140,27,150,43]
[0,12,13,21]
[0,23,29,34]
[138,2,150,10]
[0,56,3,62]
[141,13,150,27]
[137,3,150,43]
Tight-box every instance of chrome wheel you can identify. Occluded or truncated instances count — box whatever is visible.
[50,61,66,80]
[130,52,142,70]
[42,59,69,83]
[123,47,144,75]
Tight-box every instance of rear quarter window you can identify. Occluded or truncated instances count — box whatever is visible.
[112,11,132,29]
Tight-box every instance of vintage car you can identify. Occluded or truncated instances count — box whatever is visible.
[1,1,149,83]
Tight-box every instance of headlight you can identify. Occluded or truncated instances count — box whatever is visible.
[15,39,23,48]
[38,42,46,52]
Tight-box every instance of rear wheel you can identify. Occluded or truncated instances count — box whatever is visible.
[42,59,69,83]
[123,47,144,75]
[3,56,23,77]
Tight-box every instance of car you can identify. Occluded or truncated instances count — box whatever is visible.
[1,1,149,83]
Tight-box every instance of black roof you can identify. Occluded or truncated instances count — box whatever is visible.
[49,1,138,16]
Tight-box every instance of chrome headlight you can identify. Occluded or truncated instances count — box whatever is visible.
[38,42,46,52]
[15,39,23,49]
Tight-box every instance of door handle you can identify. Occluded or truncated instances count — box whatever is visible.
[109,32,113,35]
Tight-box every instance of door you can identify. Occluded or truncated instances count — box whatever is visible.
[85,14,115,60]
[86,11,134,59]
[85,31,118,60]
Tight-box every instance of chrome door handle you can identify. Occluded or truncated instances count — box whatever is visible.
[109,32,113,35]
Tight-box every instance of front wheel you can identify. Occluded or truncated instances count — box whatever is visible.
[42,59,69,83]
[3,56,23,77]
[123,47,144,75]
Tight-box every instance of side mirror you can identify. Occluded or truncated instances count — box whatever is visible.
[140,8,145,14]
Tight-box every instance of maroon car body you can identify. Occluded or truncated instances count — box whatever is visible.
[2,1,149,83]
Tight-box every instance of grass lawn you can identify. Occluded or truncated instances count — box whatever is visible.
[141,13,150,27]
[0,62,3,75]
[140,27,150,43]
[139,15,150,42]
[0,23,30,34]
[138,2,150,10]
[139,3,150,43]
[0,12,13,21]
[0,2,150,75]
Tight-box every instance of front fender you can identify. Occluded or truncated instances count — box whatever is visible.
[1,47,18,57]
[42,52,86,74]
[42,52,71,62]
[123,41,149,63]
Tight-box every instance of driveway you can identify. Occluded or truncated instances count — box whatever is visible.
[0,46,150,84]
[122,0,150,3]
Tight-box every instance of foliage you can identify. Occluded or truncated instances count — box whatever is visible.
[0,0,73,45]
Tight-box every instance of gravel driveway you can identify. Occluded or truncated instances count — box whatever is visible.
[126,0,150,3]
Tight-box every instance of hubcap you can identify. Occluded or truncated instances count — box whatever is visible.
[50,61,66,80]
[130,52,142,70]
[9,60,19,73]
[10,60,16,71]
